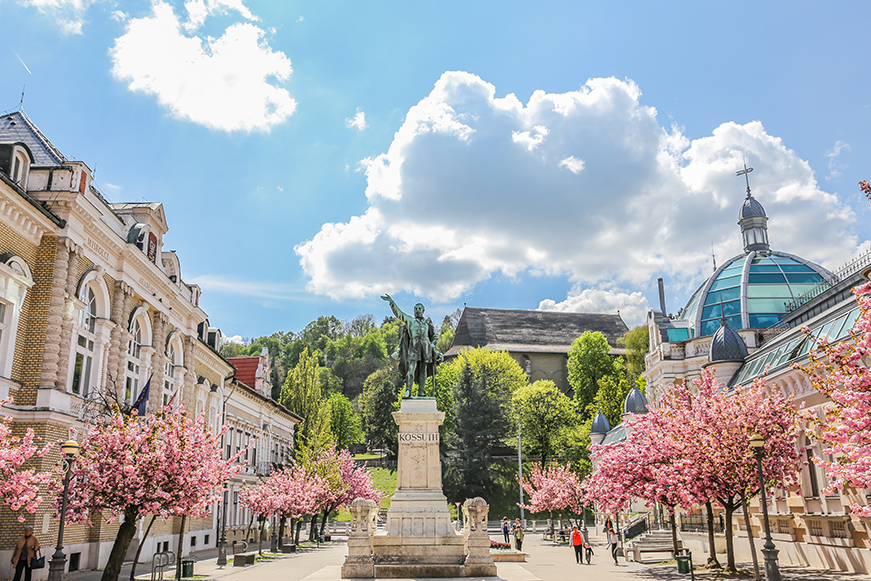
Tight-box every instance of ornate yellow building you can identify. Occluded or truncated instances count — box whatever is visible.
[0,111,300,578]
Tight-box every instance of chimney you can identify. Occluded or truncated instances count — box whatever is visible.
[657,278,667,315]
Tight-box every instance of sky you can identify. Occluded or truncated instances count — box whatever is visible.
[3,1,871,341]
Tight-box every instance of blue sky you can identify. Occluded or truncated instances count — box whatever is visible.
[4,1,871,341]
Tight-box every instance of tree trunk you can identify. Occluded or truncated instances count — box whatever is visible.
[309,513,318,541]
[175,515,187,581]
[278,516,285,547]
[129,515,157,581]
[295,518,303,545]
[320,507,332,538]
[705,502,721,568]
[721,498,736,572]
[258,518,265,554]
[245,512,255,542]
[741,495,761,581]
[101,508,140,581]
[669,511,679,556]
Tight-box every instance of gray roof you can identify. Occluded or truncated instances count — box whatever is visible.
[623,386,649,415]
[445,307,628,356]
[591,411,611,435]
[601,423,627,446]
[708,320,748,363]
[739,194,766,220]
[0,112,65,166]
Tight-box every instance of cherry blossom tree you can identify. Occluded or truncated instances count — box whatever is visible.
[60,408,243,581]
[802,281,871,516]
[299,444,382,539]
[664,371,800,572]
[240,482,280,553]
[0,397,53,521]
[520,463,586,533]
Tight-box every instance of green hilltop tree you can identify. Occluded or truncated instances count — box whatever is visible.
[618,325,649,381]
[512,380,580,465]
[279,347,329,455]
[359,366,402,454]
[325,392,364,450]
[443,364,512,502]
[567,331,625,416]
[586,374,633,430]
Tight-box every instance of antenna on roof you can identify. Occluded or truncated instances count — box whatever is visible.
[737,155,754,198]
[18,86,25,110]
[711,243,717,272]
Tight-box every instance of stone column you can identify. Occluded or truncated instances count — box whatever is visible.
[56,242,79,390]
[106,281,132,398]
[182,335,196,408]
[462,497,497,576]
[341,498,377,579]
[40,238,70,387]
[149,313,168,411]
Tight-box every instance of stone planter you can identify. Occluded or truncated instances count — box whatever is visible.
[491,551,526,562]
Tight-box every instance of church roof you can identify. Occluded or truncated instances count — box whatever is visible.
[740,194,767,219]
[679,251,832,338]
[591,411,611,434]
[623,386,649,415]
[445,307,628,356]
[0,111,65,166]
[708,320,748,363]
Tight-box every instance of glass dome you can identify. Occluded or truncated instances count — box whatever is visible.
[681,251,831,338]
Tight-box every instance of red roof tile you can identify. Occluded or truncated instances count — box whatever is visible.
[227,357,260,390]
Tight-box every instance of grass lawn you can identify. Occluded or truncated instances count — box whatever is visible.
[333,466,397,521]
[352,452,386,460]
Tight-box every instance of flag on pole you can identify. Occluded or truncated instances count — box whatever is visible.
[132,374,152,416]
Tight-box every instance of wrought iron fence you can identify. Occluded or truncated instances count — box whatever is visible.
[679,514,724,533]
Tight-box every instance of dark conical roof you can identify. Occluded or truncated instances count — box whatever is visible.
[623,386,649,415]
[739,194,766,219]
[709,320,749,363]
[591,411,611,434]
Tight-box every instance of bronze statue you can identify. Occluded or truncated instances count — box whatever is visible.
[381,294,443,397]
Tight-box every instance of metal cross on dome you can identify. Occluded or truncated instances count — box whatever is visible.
[737,158,754,198]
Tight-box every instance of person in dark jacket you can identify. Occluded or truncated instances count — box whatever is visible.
[11,526,40,581]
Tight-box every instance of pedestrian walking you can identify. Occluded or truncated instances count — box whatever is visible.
[11,526,40,581]
[609,529,620,565]
[585,541,594,564]
[513,519,524,551]
[570,525,584,564]
[604,516,612,532]
[501,517,510,543]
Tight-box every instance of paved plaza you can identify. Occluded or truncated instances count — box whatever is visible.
[61,530,871,581]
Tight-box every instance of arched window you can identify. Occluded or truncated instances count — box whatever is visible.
[163,339,181,406]
[71,286,97,397]
[125,318,142,403]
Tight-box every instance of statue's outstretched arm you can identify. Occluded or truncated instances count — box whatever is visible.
[381,293,409,322]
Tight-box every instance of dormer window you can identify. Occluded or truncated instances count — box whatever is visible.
[3,145,32,187]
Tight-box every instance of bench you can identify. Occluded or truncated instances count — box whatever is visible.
[232,541,256,567]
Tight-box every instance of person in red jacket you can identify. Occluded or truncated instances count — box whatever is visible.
[570,525,585,564]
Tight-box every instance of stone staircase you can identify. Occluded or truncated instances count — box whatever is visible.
[627,529,681,564]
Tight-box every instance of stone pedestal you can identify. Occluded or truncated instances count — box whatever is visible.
[372,399,466,576]
[343,398,495,578]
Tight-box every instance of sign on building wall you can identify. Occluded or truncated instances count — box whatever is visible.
[148,232,157,262]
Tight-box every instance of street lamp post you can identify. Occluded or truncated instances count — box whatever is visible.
[749,433,781,581]
[517,420,525,527]
[48,440,80,581]
[216,487,228,566]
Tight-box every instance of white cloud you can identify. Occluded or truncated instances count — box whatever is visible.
[296,71,858,309]
[188,274,305,301]
[223,334,246,345]
[558,156,585,174]
[824,140,849,180]
[110,1,295,132]
[23,0,99,34]
[538,288,649,327]
[346,110,368,131]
